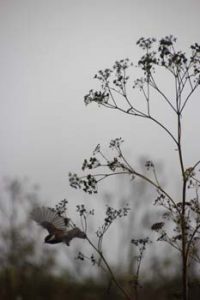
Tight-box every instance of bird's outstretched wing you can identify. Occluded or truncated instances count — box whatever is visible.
[31,207,66,234]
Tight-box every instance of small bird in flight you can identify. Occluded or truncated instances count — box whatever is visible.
[31,206,86,246]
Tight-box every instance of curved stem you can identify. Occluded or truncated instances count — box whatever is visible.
[150,74,177,113]
[86,236,132,300]
[147,115,178,145]
[192,160,200,171]
[180,82,199,113]
[132,169,180,214]
[104,87,178,146]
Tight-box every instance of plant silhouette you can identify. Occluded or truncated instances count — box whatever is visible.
[68,36,200,300]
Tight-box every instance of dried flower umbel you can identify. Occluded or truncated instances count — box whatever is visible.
[69,36,200,300]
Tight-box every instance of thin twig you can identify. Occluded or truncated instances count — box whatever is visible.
[86,236,132,300]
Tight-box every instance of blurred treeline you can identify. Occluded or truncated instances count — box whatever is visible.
[0,177,200,300]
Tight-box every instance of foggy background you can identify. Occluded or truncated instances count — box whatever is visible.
[1,1,200,298]
[1,0,200,204]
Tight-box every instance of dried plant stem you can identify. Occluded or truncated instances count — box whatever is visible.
[86,236,132,300]
[79,37,200,300]
[177,109,189,300]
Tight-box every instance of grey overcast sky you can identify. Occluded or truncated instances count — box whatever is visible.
[0,0,200,204]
